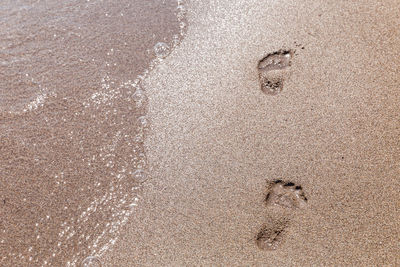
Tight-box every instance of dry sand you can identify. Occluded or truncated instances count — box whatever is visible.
[102,0,400,266]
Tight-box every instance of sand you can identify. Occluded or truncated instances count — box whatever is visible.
[1,0,399,266]
[101,0,400,266]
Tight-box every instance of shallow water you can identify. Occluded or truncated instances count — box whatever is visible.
[0,0,186,265]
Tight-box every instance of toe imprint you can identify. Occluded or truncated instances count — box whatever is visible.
[265,179,307,209]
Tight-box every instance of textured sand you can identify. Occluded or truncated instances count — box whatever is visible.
[102,0,400,266]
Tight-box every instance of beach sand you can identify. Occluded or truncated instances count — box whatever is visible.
[102,0,400,266]
[1,0,399,266]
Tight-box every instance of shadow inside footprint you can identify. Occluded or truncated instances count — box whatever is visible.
[256,218,289,251]
[265,180,307,209]
[258,50,292,95]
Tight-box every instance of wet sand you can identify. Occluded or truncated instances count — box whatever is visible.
[102,0,400,266]
[1,0,184,266]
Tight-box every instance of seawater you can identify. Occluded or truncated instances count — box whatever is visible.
[0,0,187,266]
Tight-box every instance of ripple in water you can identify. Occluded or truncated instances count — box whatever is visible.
[132,89,147,108]
[81,256,101,267]
[154,42,171,58]
[132,169,148,183]
[138,116,149,128]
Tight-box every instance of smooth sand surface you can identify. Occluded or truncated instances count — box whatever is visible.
[103,0,400,266]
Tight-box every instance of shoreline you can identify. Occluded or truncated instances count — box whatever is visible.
[0,1,185,266]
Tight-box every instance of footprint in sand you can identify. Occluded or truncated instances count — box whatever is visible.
[257,50,293,95]
[255,179,307,251]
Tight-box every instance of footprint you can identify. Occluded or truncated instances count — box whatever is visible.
[255,179,307,251]
[265,179,307,209]
[257,50,293,95]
